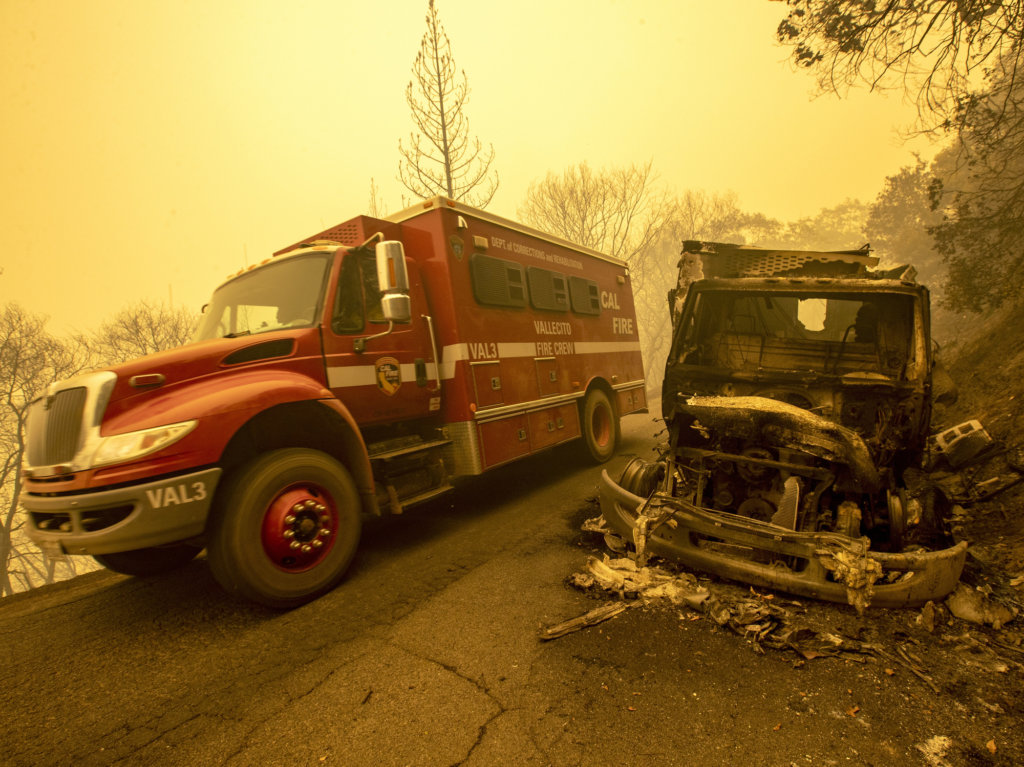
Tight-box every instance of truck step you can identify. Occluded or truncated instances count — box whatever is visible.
[368,438,451,462]
[387,483,454,514]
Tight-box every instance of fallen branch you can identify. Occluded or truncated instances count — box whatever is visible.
[866,644,940,693]
[539,601,640,641]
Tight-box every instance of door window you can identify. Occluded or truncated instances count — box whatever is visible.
[332,253,387,334]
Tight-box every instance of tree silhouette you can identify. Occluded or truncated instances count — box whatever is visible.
[0,304,88,595]
[777,1,1023,134]
[75,300,197,366]
[398,0,498,207]
[777,1,1024,311]
[518,161,673,264]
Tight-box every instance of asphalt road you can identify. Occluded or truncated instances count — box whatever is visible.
[2,415,1020,766]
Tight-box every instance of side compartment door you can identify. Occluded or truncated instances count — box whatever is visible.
[323,251,437,425]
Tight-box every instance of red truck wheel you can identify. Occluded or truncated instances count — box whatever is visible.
[207,448,361,608]
[581,389,619,463]
[93,543,202,576]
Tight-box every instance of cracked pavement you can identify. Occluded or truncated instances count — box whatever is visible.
[1,419,650,767]
[3,416,1022,766]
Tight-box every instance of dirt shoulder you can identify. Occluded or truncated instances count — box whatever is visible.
[937,304,1024,599]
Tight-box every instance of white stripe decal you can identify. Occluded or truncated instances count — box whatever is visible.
[328,363,442,387]
[326,341,641,389]
[327,367,376,388]
[442,343,469,362]
[497,342,536,358]
[440,343,467,380]
[574,341,642,354]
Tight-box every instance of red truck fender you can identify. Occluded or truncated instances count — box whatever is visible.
[196,377,378,519]
[93,369,378,517]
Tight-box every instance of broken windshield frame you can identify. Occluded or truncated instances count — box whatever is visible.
[193,254,332,342]
[674,288,919,381]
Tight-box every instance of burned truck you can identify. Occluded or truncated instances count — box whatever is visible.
[600,242,967,609]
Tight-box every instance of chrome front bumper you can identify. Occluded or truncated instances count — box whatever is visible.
[23,468,222,556]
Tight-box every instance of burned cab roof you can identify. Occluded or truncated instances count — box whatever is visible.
[686,276,928,296]
[681,239,918,284]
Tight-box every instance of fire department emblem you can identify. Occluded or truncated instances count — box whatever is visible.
[449,235,464,260]
[375,357,402,396]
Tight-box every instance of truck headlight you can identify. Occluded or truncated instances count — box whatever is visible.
[91,421,197,468]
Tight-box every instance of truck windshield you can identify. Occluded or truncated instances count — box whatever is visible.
[679,290,917,379]
[193,254,332,342]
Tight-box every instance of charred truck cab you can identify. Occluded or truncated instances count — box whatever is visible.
[22,197,646,607]
[600,242,966,609]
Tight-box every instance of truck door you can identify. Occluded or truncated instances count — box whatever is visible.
[322,250,438,425]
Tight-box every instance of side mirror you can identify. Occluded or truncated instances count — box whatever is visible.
[375,240,411,323]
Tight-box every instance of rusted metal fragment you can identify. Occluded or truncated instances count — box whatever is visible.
[814,538,883,614]
[583,555,710,607]
[928,419,993,468]
[599,472,967,609]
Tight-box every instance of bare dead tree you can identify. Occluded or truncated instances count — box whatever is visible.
[367,177,388,217]
[517,161,675,264]
[673,190,751,244]
[398,0,498,207]
[76,300,198,366]
[0,304,88,596]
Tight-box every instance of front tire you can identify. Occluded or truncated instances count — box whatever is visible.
[207,448,361,608]
[93,543,202,576]
[581,389,619,463]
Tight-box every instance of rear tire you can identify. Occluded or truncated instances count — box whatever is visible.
[207,448,361,609]
[581,389,619,463]
[93,543,202,576]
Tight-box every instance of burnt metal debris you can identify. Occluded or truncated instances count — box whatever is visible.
[599,241,969,611]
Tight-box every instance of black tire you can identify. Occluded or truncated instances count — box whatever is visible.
[207,448,361,609]
[618,457,665,497]
[93,543,202,576]
[581,389,619,463]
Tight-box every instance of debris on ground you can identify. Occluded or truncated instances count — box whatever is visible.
[572,555,710,608]
[539,600,639,641]
[945,583,1017,629]
[813,537,884,615]
[544,554,874,662]
[581,514,628,555]
[930,442,1024,505]
[916,735,954,767]
[928,419,993,469]
[546,506,1024,690]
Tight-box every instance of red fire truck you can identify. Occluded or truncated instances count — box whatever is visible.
[22,197,646,606]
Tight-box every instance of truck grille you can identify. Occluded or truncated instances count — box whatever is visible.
[26,387,88,466]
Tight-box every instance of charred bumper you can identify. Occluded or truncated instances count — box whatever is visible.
[22,468,222,557]
[599,470,967,609]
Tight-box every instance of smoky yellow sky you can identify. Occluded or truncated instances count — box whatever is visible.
[2,0,936,335]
